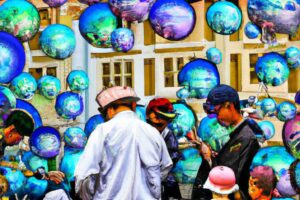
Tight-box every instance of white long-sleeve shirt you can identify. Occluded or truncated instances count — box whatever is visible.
[75,111,172,200]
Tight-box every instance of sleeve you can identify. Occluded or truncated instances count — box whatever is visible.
[166,131,182,166]
[160,137,173,180]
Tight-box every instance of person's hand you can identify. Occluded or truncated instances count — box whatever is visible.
[48,171,65,184]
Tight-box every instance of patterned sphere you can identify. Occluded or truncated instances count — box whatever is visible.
[244,22,261,39]
[78,0,100,5]
[0,0,40,42]
[285,46,300,69]
[258,121,275,140]
[135,105,146,122]
[37,75,61,100]
[43,0,68,7]
[276,101,296,122]
[0,167,26,197]
[30,126,61,158]
[40,24,76,59]
[0,86,16,108]
[282,113,300,159]
[206,1,242,35]
[10,72,37,100]
[64,127,87,149]
[276,173,297,197]
[260,98,276,116]
[176,87,190,100]
[206,47,222,64]
[290,160,300,193]
[178,58,220,99]
[79,3,117,48]
[22,177,48,199]
[84,114,105,138]
[0,32,25,84]
[295,90,300,104]
[111,28,134,52]
[67,70,89,92]
[149,0,196,41]
[255,52,290,86]
[22,151,48,172]
[60,148,83,182]
[55,92,84,120]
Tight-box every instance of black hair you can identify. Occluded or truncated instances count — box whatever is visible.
[5,110,34,136]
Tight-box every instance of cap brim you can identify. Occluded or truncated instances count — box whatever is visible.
[101,96,140,111]
[203,179,239,195]
[156,110,177,119]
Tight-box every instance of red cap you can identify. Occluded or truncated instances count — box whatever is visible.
[146,98,176,119]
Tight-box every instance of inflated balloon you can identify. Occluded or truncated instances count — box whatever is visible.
[285,46,300,69]
[16,99,43,129]
[276,173,297,197]
[22,151,48,172]
[258,121,275,140]
[37,75,61,100]
[55,92,84,120]
[276,101,296,122]
[43,0,68,7]
[0,0,40,42]
[206,47,222,64]
[296,90,300,104]
[0,167,26,197]
[40,24,76,59]
[79,3,117,48]
[260,98,276,116]
[78,0,100,5]
[84,114,105,137]
[111,28,134,52]
[0,86,16,109]
[10,73,37,100]
[22,177,48,200]
[67,70,89,92]
[64,127,87,149]
[255,52,290,86]
[176,87,190,100]
[244,22,261,39]
[60,148,83,182]
[149,0,196,40]
[135,105,146,122]
[272,198,295,200]
[206,1,242,35]
[30,126,61,158]
[178,58,220,99]
[290,160,300,193]
[0,174,8,196]
[248,0,300,44]
[0,32,25,84]
[282,113,300,159]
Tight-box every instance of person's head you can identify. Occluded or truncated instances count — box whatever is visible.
[203,84,241,127]
[146,98,176,132]
[96,86,140,121]
[249,166,276,200]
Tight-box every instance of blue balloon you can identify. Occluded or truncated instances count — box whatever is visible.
[290,160,300,193]
[60,148,83,182]
[37,75,61,100]
[206,47,222,64]
[55,92,84,120]
[67,70,89,93]
[0,167,26,197]
[285,46,300,69]
[16,99,43,129]
[22,177,48,199]
[0,32,25,84]
[84,114,105,138]
[22,151,48,172]
[260,98,276,116]
[10,72,37,100]
[111,28,134,52]
[176,87,190,100]
[64,127,87,149]
[295,90,300,104]
[244,22,261,39]
[258,121,275,140]
[276,101,296,122]
[43,0,68,8]
[0,86,16,109]
[135,105,146,122]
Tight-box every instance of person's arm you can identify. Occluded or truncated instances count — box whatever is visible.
[160,138,173,180]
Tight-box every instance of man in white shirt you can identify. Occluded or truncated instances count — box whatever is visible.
[75,86,172,200]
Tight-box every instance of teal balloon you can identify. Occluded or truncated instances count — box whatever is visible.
[285,46,300,69]
[55,92,84,120]
[22,151,48,172]
[40,24,76,59]
[67,70,89,92]
[22,177,48,199]
[0,167,26,197]
[84,114,105,137]
[10,72,37,100]
[258,121,275,140]
[37,75,61,100]
[176,87,190,100]
[111,28,134,52]
[135,105,146,122]
[64,127,87,149]
[261,98,276,116]
[276,101,296,122]
[206,47,222,64]
[0,86,16,108]
[244,22,261,39]
[60,148,83,182]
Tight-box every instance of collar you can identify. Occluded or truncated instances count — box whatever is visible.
[161,127,170,139]
[229,118,246,139]
[113,110,137,119]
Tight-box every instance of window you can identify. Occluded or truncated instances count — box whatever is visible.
[249,54,260,84]
[164,57,185,87]
[230,54,241,91]
[46,67,57,77]
[144,58,155,96]
[29,68,43,80]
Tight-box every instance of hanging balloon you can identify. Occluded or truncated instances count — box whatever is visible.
[135,105,146,122]
[149,0,196,41]
[67,70,89,92]
[111,28,134,52]
[258,121,275,141]
[0,0,40,42]
[244,22,261,39]
[0,167,26,197]
[84,114,105,137]
[206,47,222,64]
[22,177,48,200]
[16,99,43,129]
[248,0,300,44]
[79,3,117,48]
[55,91,84,120]
[40,24,76,59]
[0,86,16,109]
[60,148,83,182]
[178,58,220,99]
[260,98,276,116]
[37,75,61,100]
[30,126,61,159]
[290,160,300,193]
[0,32,25,84]
[64,127,87,149]
[206,1,242,35]
[285,46,300,69]
[43,0,68,8]
[276,173,297,197]
[282,113,300,159]
[0,174,9,196]
[255,52,290,86]
[22,151,48,172]
[276,101,296,122]
[272,198,295,200]
[78,0,100,5]
[176,87,190,100]
[10,72,37,100]
[295,90,300,104]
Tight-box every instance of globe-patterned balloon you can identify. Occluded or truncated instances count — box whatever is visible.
[43,0,68,7]
[30,126,61,159]
[255,52,290,86]
[79,3,117,48]
[22,151,48,172]
[276,101,296,122]
[176,87,190,100]
[290,160,300,193]
[16,99,43,129]
[37,75,61,100]
[244,22,261,39]
[282,113,300,159]
[149,0,196,40]
[258,121,275,140]
[40,24,76,59]
[206,1,242,35]
[178,59,220,99]
[109,0,155,22]
[10,73,37,100]
[111,28,134,52]
[296,90,300,104]
[276,173,297,197]
[0,86,16,109]
[135,105,146,122]
[0,167,26,197]
[67,70,89,92]
[0,175,9,196]
[64,127,87,149]
[0,32,25,84]
[285,46,300,69]
[22,177,48,199]
[0,0,40,42]
[60,148,83,182]
[206,47,222,64]
[78,0,100,5]
[260,98,276,116]
[55,92,84,120]
[84,114,105,137]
